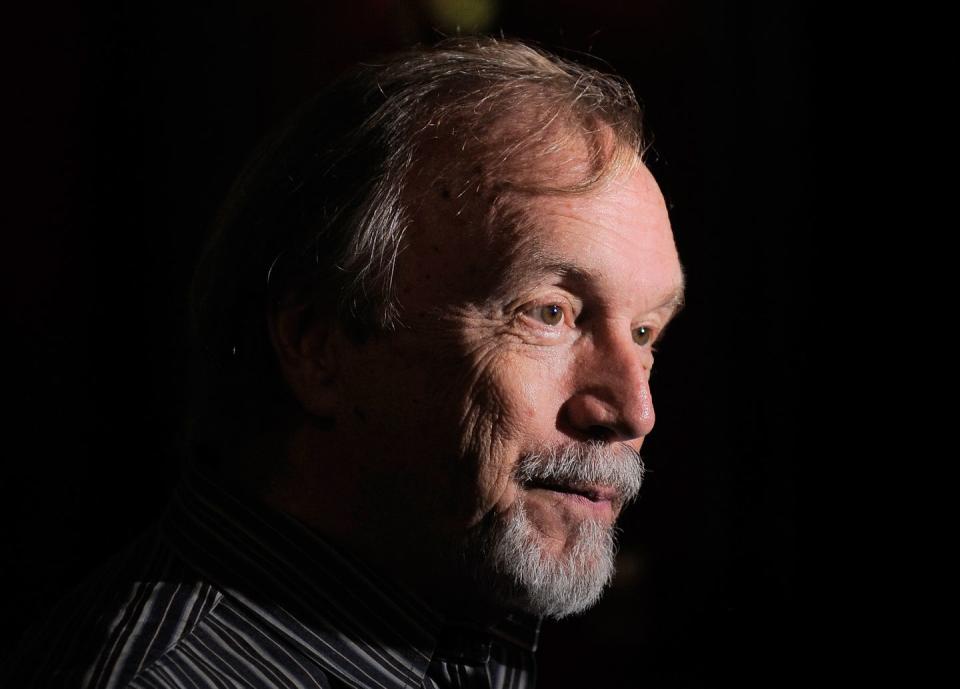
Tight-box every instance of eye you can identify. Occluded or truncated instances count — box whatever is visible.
[530,303,565,326]
[633,326,653,346]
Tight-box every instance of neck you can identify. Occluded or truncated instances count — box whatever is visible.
[230,421,514,625]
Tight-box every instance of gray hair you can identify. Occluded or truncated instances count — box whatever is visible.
[463,440,644,619]
[189,36,646,434]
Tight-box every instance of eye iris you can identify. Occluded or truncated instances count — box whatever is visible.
[634,326,650,345]
[540,304,563,325]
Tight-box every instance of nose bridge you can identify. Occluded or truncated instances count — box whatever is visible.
[572,323,655,441]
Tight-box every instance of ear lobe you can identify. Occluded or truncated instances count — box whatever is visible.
[268,301,339,418]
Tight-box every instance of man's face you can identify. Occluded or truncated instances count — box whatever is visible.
[329,161,684,618]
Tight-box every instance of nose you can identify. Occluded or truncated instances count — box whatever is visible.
[562,326,656,443]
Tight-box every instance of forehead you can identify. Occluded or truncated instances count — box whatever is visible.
[397,163,682,314]
[512,165,680,298]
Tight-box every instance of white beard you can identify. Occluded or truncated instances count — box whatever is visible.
[463,441,643,619]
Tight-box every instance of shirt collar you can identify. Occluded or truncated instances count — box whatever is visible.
[160,459,444,689]
[430,613,541,668]
[489,612,541,654]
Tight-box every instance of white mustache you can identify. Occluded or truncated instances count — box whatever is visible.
[514,441,645,506]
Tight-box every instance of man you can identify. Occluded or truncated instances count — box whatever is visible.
[8,37,684,688]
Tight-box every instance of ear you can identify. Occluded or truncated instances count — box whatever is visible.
[268,300,339,418]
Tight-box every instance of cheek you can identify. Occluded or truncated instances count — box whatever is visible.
[508,350,573,432]
[334,341,471,501]
[458,351,569,520]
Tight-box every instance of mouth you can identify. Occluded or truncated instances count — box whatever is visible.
[523,479,621,512]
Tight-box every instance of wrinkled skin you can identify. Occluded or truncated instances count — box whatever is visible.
[269,161,684,615]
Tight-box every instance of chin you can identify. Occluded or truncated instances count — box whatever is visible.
[463,495,619,620]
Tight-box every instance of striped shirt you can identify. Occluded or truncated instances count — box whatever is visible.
[5,461,540,689]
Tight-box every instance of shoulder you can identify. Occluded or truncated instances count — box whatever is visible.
[3,529,344,689]
[121,593,344,689]
[3,526,223,689]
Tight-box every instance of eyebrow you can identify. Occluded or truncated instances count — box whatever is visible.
[505,249,687,320]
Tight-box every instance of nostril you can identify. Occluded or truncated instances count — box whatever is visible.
[587,425,615,442]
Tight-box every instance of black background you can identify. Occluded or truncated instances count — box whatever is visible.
[5,1,812,686]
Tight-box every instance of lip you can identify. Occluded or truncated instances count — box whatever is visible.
[524,480,621,517]
[526,480,619,501]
